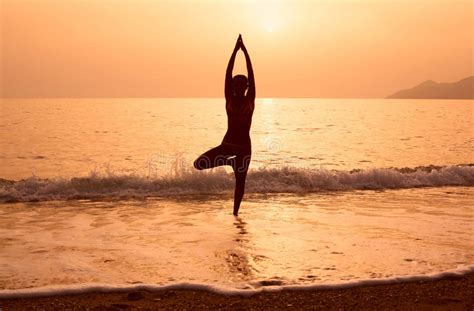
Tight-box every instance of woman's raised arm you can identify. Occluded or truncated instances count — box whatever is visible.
[241,41,255,100]
[225,36,242,99]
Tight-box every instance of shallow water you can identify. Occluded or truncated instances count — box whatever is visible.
[0,187,472,290]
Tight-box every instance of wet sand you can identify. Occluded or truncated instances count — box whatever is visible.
[1,273,473,310]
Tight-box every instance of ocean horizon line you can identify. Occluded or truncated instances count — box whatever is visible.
[2,96,473,100]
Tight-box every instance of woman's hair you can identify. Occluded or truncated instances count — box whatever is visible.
[232,75,248,85]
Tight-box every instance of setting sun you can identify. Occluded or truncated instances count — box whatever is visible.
[259,8,281,33]
[257,3,289,34]
[262,19,276,33]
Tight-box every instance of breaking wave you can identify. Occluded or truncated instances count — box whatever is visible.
[0,265,473,299]
[0,164,473,203]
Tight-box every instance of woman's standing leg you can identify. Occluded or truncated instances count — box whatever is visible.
[232,151,251,216]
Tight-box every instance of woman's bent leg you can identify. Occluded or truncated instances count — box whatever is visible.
[194,145,233,170]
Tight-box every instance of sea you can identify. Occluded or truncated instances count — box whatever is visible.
[0,98,472,297]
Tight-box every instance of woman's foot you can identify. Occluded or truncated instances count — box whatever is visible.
[226,156,236,170]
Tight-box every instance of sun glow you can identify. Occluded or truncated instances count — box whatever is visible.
[262,19,276,32]
[257,3,286,33]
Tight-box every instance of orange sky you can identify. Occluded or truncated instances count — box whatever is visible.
[1,0,472,98]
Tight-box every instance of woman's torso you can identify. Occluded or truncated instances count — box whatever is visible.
[223,96,254,147]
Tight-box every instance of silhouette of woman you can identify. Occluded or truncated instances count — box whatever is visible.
[194,34,255,216]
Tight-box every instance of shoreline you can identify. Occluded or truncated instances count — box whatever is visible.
[2,272,473,310]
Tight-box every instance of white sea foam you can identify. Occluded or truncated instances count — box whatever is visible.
[0,265,472,299]
[0,164,472,203]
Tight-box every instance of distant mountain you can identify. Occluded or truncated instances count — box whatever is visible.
[387,76,474,99]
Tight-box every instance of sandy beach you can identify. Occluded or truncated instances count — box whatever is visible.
[1,272,473,310]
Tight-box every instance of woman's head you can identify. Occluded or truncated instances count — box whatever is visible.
[232,75,248,96]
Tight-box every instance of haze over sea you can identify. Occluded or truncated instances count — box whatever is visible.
[0,98,472,294]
